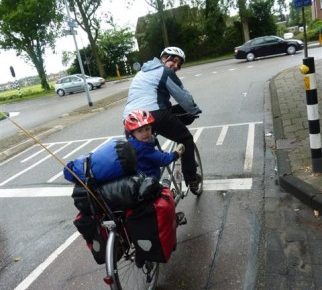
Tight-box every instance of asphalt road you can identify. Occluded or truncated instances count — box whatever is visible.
[0,79,131,140]
[1,48,322,290]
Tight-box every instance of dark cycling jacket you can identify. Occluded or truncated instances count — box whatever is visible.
[128,136,178,180]
[123,57,200,119]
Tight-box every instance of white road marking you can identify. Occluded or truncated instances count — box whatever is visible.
[193,128,203,143]
[21,144,54,163]
[179,178,253,192]
[0,186,73,197]
[14,232,80,290]
[244,123,255,172]
[9,112,20,117]
[195,74,202,77]
[216,125,228,145]
[0,145,36,166]
[229,68,236,71]
[190,121,262,131]
[203,178,252,190]
[0,126,63,157]
[62,140,92,159]
[0,178,253,198]
[0,142,72,186]
[47,140,94,183]
[91,137,113,152]
[212,71,217,74]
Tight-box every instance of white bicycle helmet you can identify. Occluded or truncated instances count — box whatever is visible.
[160,46,186,63]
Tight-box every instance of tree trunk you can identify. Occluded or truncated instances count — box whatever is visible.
[27,46,50,91]
[87,32,105,78]
[74,0,105,78]
[242,19,250,42]
[237,0,250,42]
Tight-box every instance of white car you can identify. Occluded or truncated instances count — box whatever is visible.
[55,74,105,97]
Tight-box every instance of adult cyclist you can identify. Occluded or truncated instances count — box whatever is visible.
[123,47,202,194]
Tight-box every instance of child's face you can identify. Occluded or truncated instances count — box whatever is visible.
[132,125,152,142]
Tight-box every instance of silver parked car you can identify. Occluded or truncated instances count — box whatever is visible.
[55,74,105,97]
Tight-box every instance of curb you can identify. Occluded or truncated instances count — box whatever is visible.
[0,125,64,163]
[269,69,322,212]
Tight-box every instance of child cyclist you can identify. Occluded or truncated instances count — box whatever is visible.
[124,109,186,227]
[124,110,185,180]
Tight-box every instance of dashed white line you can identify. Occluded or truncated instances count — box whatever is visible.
[0,142,72,186]
[21,144,54,163]
[216,125,228,145]
[193,128,203,143]
[244,123,255,172]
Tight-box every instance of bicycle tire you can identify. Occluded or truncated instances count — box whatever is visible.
[107,231,159,290]
[192,143,203,196]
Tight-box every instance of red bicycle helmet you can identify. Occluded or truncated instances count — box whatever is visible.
[124,110,155,132]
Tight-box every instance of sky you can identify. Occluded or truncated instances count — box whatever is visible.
[0,0,152,84]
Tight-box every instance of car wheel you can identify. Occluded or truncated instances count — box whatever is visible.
[57,89,65,97]
[246,52,255,61]
[88,83,93,90]
[287,45,296,55]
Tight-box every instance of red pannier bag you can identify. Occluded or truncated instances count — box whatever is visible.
[126,187,176,264]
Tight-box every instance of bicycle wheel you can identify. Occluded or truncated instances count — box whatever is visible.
[193,144,203,196]
[107,231,159,290]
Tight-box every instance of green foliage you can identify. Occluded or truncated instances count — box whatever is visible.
[135,4,234,61]
[0,83,55,104]
[276,22,288,37]
[288,2,311,26]
[0,0,64,90]
[248,0,276,38]
[68,27,135,77]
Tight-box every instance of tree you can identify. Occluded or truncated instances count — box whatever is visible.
[0,0,63,90]
[68,27,135,77]
[275,0,287,22]
[248,0,276,38]
[145,0,178,47]
[68,0,106,78]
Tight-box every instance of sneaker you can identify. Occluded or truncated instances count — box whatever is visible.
[188,173,202,195]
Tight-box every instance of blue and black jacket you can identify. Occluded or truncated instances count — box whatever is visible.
[123,57,200,118]
[128,136,178,180]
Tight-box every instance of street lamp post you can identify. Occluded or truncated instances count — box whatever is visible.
[63,0,93,107]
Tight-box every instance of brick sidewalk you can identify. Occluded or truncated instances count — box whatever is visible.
[270,59,322,209]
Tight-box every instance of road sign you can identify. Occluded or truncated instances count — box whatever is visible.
[133,62,141,71]
[293,0,312,8]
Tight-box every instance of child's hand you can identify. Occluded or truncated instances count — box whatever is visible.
[175,144,185,156]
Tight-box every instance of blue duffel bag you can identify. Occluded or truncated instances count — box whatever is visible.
[63,139,137,184]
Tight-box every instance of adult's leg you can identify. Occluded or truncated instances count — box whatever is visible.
[151,109,196,182]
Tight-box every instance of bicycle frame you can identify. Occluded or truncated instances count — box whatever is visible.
[157,139,189,205]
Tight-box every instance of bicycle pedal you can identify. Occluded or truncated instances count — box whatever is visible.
[178,217,187,226]
[176,212,187,226]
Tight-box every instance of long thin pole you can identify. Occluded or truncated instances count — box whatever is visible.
[63,0,93,106]
[0,111,109,214]
[302,6,308,58]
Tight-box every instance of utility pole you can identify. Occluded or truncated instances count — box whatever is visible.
[63,0,93,107]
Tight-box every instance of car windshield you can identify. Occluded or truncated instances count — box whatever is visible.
[75,74,90,78]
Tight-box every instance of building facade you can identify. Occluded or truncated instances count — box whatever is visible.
[312,0,322,20]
